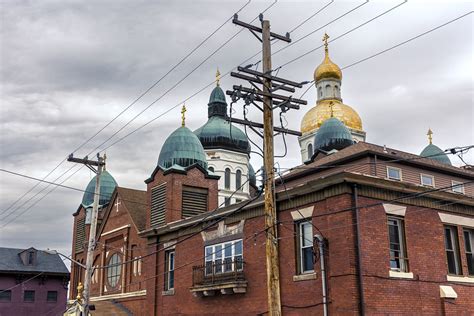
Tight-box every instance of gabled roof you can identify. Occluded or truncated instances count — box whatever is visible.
[0,247,69,275]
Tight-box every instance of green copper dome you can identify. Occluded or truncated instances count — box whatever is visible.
[420,144,451,165]
[82,170,118,209]
[314,117,354,153]
[194,85,250,154]
[158,126,208,169]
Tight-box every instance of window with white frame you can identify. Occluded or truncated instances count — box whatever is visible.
[452,181,465,194]
[388,216,409,272]
[107,253,122,289]
[205,240,243,275]
[420,174,434,187]
[296,221,314,274]
[463,228,474,276]
[444,226,462,275]
[387,166,402,181]
[164,250,175,290]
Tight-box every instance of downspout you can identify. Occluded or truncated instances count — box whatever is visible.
[315,234,328,316]
[352,184,365,315]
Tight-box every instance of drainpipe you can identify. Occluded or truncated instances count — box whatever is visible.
[352,184,365,315]
[315,234,328,316]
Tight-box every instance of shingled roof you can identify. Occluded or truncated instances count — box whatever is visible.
[0,247,69,275]
[116,187,147,231]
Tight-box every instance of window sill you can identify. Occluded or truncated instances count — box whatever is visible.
[162,289,175,296]
[446,275,474,283]
[389,270,414,279]
[293,272,317,282]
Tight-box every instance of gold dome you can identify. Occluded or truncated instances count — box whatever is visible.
[301,99,362,134]
[314,33,342,82]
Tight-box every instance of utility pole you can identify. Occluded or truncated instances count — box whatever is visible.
[68,152,105,315]
[228,14,307,316]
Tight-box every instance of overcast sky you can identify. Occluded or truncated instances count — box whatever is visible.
[1,0,472,262]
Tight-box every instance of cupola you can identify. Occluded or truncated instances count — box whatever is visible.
[313,107,354,153]
[420,129,451,165]
[82,169,118,209]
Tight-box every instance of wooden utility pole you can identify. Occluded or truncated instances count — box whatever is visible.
[228,14,307,316]
[68,153,105,315]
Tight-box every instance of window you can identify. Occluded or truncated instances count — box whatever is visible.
[208,166,214,172]
[452,181,465,194]
[236,170,242,191]
[28,251,35,265]
[164,250,175,291]
[151,183,167,227]
[24,290,35,302]
[0,290,11,302]
[205,240,243,275]
[444,226,462,275]
[318,87,322,97]
[307,143,313,159]
[388,217,409,272]
[464,228,474,275]
[225,197,231,207]
[387,166,402,181]
[296,221,314,274]
[224,168,231,189]
[47,291,57,302]
[107,253,122,288]
[420,174,434,187]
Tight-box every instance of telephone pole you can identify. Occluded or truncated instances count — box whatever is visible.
[68,152,105,315]
[228,14,307,316]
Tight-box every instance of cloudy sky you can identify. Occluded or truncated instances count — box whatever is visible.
[1,0,472,263]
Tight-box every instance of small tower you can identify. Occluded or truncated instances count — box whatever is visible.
[299,33,365,162]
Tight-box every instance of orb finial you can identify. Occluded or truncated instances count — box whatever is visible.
[76,282,84,302]
[215,68,221,86]
[427,128,433,144]
[329,101,335,118]
[181,104,187,127]
[322,33,330,55]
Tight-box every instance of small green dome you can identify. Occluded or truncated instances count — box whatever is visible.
[82,170,118,208]
[207,86,227,118]
[314,117,354,153]
[420,144,451,165]
[248,164,257,187]
[158,126,208,169]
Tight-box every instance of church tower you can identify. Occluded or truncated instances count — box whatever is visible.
[194,71,255,206]
[299,33,366,162]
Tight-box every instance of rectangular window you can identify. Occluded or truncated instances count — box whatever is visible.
[24,290,35,302]
[46,291,58,302]
[0,290,11,302]
[444,226,462,275]
[388,216,409,272]
[164,250,175,290]
[204,240,243,276]
[420,174,434,187]
[387,166,402,181]
[452,181,465,194]
[463,228,474,276]
[296,221,314,274]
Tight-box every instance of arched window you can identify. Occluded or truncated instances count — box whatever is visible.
[208,166,214,172]
[224,168,231,189]
[318,87,322,97]
[307,143,313,158]
[236,170,242,190]
[107,253,122,289]
[325,84,331,95]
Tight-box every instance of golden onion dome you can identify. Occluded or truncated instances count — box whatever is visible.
[314,33,342,82]
[301,99,362,134]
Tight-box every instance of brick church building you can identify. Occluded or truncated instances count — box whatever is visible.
[69,42,474,315]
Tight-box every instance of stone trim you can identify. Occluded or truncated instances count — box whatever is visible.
[291,206,314,220]
[383,204,406,216]
[162,289,175,296]
[440,285,457,298]
[101,225,130,237]
[438,213,474,228]
[446,275,474,284]
[293,272,317,282]
[389,270,413,279]
[90,290,146,301]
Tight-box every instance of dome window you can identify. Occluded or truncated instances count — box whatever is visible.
[225,168,231,189]
[236,170,242,191]
[307,143,313,159]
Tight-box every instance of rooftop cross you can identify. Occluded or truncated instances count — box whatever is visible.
[329,101,334,118]
[427,128,433,144]
[181,104,187,127]
[322,32,330,54]
[216,68,221,86]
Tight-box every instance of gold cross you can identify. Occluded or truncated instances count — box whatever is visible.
[427,128,433,144]
[329,101,334,117]
[322,33,330,53]
[181,104,187,127]
[216,68,221,86]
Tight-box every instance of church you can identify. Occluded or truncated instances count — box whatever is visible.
[68,36,474,315]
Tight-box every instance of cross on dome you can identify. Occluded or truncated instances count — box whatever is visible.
[427,128,433,144]
[216,68,221,86]
[181,104,187,127]
[322,32,330,53]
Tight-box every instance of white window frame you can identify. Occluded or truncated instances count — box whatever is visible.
[298,221,314,274]
[451,181,465,194]
[387,166,402,181]
[387,216,409,273]
[420,174,435,187]
[165,250,175,290]
[463,228,474,276]
[204,239,243,275]
[444,225,462,276]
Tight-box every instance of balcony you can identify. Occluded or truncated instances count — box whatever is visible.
[190,259,247,296]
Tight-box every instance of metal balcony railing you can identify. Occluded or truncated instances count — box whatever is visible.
[192,259,245,287]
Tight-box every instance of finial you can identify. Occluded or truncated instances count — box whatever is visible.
[322,32,330,55]
[76,282,84,302]
[103,152,107,171]
[216,68,221,86]
[181,104,187,127]
[329,101,334,118]
[427,128,433,144]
